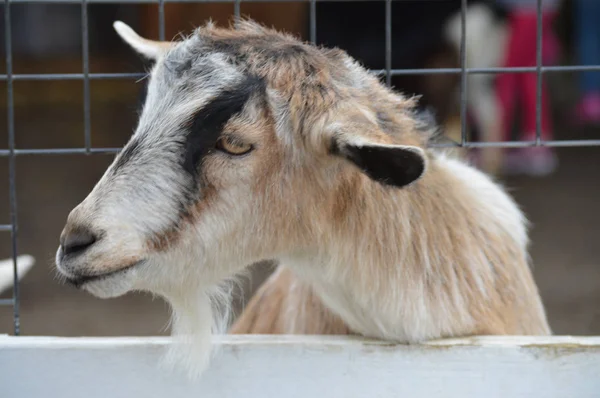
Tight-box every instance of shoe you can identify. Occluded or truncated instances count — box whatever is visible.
[574,93,600,126]
[502,146,558,177]
[522,146,558,177]
[502,149,526,176]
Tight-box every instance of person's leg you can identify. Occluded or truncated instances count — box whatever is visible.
[574,0,600,123]
[575,0,600,94]
[507,11,543,137]
[517,71,557,176]
[495,11,525,142]
[494,10,529,174]
[542,10,560,66]
[502,9,557,176]
[518,10,552,140]
[495,75,518,142]
[522,74,552,140]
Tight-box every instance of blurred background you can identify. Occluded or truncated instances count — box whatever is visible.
[0,0,599,337]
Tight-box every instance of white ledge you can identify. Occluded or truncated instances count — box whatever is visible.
[2,335,600,398]
[2,333,600,346]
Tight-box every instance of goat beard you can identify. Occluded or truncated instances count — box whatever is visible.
[161,281,236,380]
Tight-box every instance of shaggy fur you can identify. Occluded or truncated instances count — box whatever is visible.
[55,19,550,378]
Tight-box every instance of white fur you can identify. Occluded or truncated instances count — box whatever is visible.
[283,153,528,342]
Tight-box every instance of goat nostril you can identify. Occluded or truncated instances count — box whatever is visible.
[60,228,97,256]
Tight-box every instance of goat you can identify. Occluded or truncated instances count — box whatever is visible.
[55,19,550,378]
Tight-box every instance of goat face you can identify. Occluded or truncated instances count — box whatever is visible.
[55,20,429,301]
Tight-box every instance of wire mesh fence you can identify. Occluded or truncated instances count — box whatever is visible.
[2,0,599,335]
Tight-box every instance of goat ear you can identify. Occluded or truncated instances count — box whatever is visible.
[113,21,174,60]
[330,134,427,188]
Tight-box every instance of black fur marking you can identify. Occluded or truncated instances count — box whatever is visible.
[280,44,308,58]
[375,111,395,134]
[112,138,142,172]
[174,58,194,77]
[147,75,265,243]
[182,74,265,178]
[331,140,425,188]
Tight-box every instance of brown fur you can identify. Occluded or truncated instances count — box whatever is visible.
[179,20,551,339]
[232,159,549,337]
[104,19,551,343]
[194,21,428,148]
[231,267,352,335]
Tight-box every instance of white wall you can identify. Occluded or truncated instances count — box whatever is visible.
[1,335,599,398]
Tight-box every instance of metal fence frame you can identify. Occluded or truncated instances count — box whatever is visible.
[2,0,600,335]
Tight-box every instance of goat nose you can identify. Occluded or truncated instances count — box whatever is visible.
[60,227,97,256]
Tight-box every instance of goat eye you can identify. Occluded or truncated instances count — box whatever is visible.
[215,136,253,156]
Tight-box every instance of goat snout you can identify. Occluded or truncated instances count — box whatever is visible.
[59,226,98,258]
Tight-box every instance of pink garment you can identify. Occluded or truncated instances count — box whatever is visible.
[495,9,556,141]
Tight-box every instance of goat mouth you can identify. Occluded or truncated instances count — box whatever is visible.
[65,260,145,288]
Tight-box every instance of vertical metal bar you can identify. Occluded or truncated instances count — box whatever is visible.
[158,0,166,41]
[4,0,20,335]
[459,0,468,146]
[309,0,316,44]
[535,0,543,146]
[234,0,241,26]
[82,0,91,153]
[385,0,392,87]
